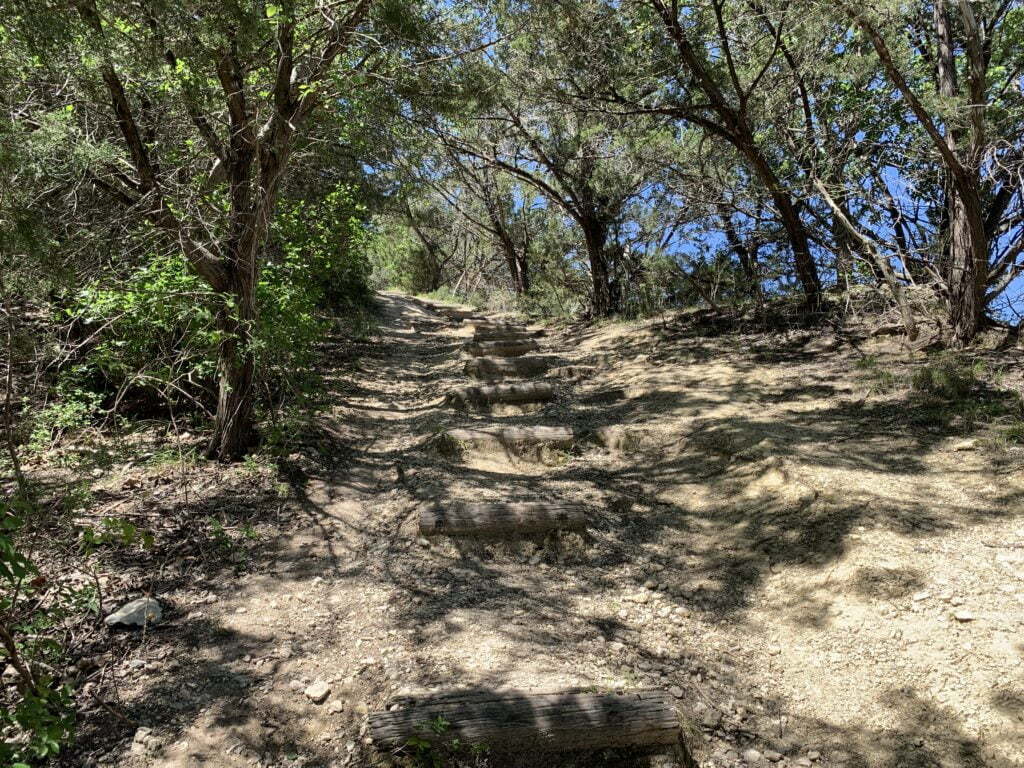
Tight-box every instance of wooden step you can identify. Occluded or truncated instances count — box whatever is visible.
[465,339,539,358]
[549,364,595,380]
[472,328,544,342]
[464,355,552,380]
[436,306,479,320]
[368,688,682,755]
[445,382,555,410]
[437,426,575,460]
[420,502,587,537]
[468,320,525,333]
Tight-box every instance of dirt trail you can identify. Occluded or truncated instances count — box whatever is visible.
[105,293,1023,768]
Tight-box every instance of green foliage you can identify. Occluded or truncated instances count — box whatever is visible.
[1,492,77,765]
[44,183,374,440]
[63,248,220,415]
[79,516,154,552]
[910,355,982,400]
[27,388,102,453]
[403,716,489,768]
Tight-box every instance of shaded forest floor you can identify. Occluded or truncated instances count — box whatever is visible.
[29,293,1024,767]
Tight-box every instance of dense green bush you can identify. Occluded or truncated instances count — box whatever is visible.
[1,492,77,767]
[52,183,373,428]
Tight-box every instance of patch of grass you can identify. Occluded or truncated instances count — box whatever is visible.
[910,354,982,400]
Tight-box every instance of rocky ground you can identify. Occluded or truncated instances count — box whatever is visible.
[38,293,1024,768]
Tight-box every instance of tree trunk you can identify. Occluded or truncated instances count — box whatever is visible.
[737,140,822,311]
[583,219,616,316]
[947,185,988,346]
[207,283,257,461]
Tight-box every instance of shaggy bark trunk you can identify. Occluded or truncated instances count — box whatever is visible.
[207,276,257,460]
[947,186,988,345]
[582,219,616,316]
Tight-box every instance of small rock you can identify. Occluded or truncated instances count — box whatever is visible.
[304,680,331,704]
[416,537,431,548]
[130,727,162,756]
[807,750,821,761]
[951,439,978,451]
[911,591,931,602]
[701,708,722,728]
[742,748,763,764]
[289,679,305,691]
[767,645,782,656]
[954,610,975,622]
[327,699,346,714]
[795,759,813,767]
[668,686,683,698]
[104,598,162,629]
[644,579,657,589]
[764,749,783,762]
[91,468,104,479]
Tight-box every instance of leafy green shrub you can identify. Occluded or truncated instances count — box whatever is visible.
[27,388,102,453]
[63,249,220,416]
[1,492,77,766]
[49,183,373,436]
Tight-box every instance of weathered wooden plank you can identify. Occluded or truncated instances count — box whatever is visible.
[420,502,587,537]
[465,340,539,358]
[548,364,596,380]
[468,320,525,333]
[445,382,555,409]
[438,426,576,460]
[368,689,680,754]
[472,328,544,342]
[464,356,552,380]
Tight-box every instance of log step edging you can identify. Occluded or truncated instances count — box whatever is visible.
[437,426,576,461]
[472,329,545,342]
[368,688,683,755]
[464,355,553,380]
[465,340,540,358]
[420,502,587,537]
[445,382,555,410]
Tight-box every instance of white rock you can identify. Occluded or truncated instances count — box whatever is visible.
[104,598,162,628]
[954,611,975,622]
[130,727,162,756]
[304,680,331,704]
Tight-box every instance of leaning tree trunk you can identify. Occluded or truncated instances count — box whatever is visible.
[739,142,822,312]
[207,277,257,461]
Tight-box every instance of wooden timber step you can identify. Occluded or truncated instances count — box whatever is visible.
[465,339,539,358]
[368,688,683,756]
[464,355,552,380]
[435,306,480,320]
[469,319,525,332]
[472,328,543,343]
[420,501,586,537]
[437,426,575,460]
[445,382,555,410]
